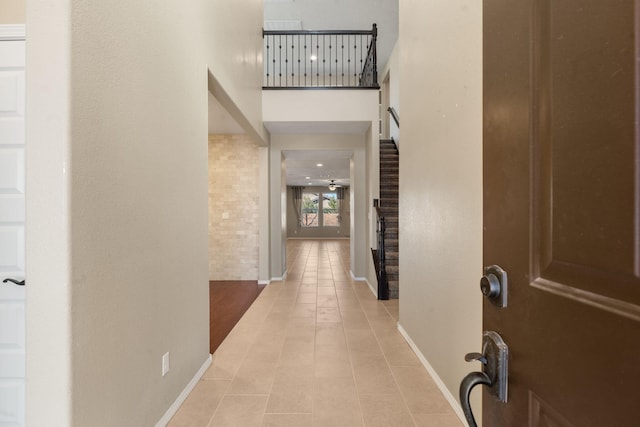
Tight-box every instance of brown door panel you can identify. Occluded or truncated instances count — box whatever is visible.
[482,0,640,425]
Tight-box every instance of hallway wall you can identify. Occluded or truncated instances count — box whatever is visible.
[382,41,400,146]
[0,0,24,23]
[398,0,483,420]
[206,1,266,144]
[25,0,264,425]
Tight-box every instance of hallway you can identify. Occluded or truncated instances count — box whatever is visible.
[169,239,462,426]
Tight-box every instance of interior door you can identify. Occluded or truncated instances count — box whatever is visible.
[0,37,26,426]
[483,0,640,425]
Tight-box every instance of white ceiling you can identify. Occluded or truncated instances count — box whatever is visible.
[284,149,352,187]
[266,121,367,186]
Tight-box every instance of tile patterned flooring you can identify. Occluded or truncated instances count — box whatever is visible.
[168,239,463,427]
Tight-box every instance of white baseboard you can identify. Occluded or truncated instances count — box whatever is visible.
[351,272,377,298]
[271,269,288,282]
[155,354,212,427]
[397,324,467,425]
[287,237,349,240]
[364,278,378,298]
[258,280,270,285]
[350,270,366,282]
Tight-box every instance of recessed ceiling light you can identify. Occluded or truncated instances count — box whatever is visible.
[305,176,311,179]
[308,182,313,185]
[310,55,317,61]
[316,163,323,167]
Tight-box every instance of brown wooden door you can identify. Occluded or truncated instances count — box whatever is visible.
[483,0,640,425]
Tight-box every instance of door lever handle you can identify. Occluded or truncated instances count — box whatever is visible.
[2,278,25,286]
[460,371,492,427]
[459,331,508,427]
[464,352,487,364]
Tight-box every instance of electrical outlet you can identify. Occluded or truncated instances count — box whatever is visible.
[162,352,170,376]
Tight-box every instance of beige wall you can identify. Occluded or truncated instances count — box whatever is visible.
[25,0,263,425]
[286,186,350,238]
[0,0,25,23]
[398,0,483,421]
[258,146,270,283]
[208,134,260,280]
[206,0,266,144]
[382,41,400,146]
[263,90,379,123]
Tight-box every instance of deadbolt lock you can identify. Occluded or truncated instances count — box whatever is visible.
[480,265,507,308]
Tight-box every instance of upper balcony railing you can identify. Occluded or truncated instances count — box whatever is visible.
[263,24,379,89]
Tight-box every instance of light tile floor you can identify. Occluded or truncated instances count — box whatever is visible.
[168,239,463,427]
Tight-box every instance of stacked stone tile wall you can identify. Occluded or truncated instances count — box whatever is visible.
[208,134,259,280]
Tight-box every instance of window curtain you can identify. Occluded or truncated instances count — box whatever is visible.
[336,186,346,225]
[292,186,305,229]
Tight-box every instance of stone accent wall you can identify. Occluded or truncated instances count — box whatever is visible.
[208,134,259,280]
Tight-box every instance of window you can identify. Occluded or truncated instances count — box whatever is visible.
[322,193,339,226]
[301,191,339,228]
[301,192,319,227]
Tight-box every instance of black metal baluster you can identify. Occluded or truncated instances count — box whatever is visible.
[341,34,344,86]
[359,34,363,83]
[353,35,357,85]
[268,34,272,87]
[288,34,292,86]
[336,34,339,87]
[323,34,326,86]
[322,34,325,86]
[330,34,333,86]
[318,35,327,86]
[310,34,312,85]
[328,34,331,86]
[297,34,300,86]
[272,35,276,87]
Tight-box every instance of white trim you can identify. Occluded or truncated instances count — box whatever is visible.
[349,270,366,282]
[271,269,288,282]
[364,278,378,298]
[258,280,271,285]
[155,354,212,427]
[0,24,26,41]
[397,324,467,425]
[287,237,350,240]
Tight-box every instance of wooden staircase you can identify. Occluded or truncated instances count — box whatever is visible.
[379,139,399,298]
